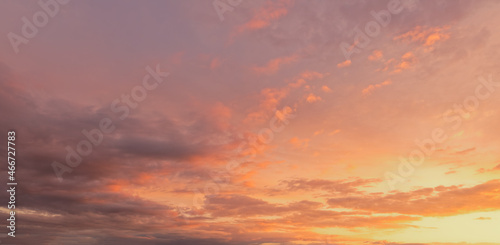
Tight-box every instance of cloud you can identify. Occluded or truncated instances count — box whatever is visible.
[455,147,476,155]
[2,1,500,244]
[475,217,492,220]
[306,93,322,103]
[327,180,500,217]
[299,71,326,80]
[362,80,392,95]
[337,59,351,68]
[236,0,294,34]
[368,50,383,61]
[204,194,315,217]
[210,58,221,70]
[253,54,298,74]
[392,52,417,73]
[377,52,417,74]
[244,86,290,123]
[289,78,306,88]
[274,211,420,229]
[289,137,310,149]
[321,85,332,93]
[394,25,451,48]
[244,69,325,123]
[279,178,381,195]
[203,194,419,230]
[313,129,324,136]
[329,129,341,136]
[477,163,500,173]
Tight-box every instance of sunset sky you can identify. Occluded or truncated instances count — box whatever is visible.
[1,0,500,244]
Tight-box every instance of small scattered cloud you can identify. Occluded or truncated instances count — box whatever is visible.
[455,147,476,155]
[388,52,417,74]
[280,177,381,195]
[299,71,326,80]
[244,86,289,123]
[314,129,324,136]
[394,25,451,48]
[337,59,351,68]
[368,50,383,61]
[362,80,392,95]
[477,163,500,174]
[328,180,500,217]
[321,85,332,93]
[329,129,341,136]
[289,78,306,88]
[289,71,326,88]
[475,217,492,220]
[253,54,298,74]
[306,93,322,103]
[289,137,310,149]
[236,0,293,34]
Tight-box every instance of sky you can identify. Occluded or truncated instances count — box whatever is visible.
[1,0,500,244]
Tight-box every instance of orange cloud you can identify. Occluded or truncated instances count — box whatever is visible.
[209,102,232,130]
[289,78,306,88]
[203,194,418,230]
[306,93,322,103]
[289,71,326,88]
[245,87,289,123]
[391,52,417,74]
[329,129,341,136]
[261,87,288,109]
[328,180,500,217]
[253,54,298,74]
[455,147,476,155]
[368,50,383,61]
[237,0,293,33]
[245,70,320,124]
[377,51,417,74]
[289,137,309,149]
[299,71,326,80]
[362,80,392,95]
[313,129,324,136]
[401,51,414,60]
[477,163,500,174]
[337,59,351,68]
[475,217,492,220]
[394,25,451,47]
[321,85,332,93]
[280,178,381,194]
